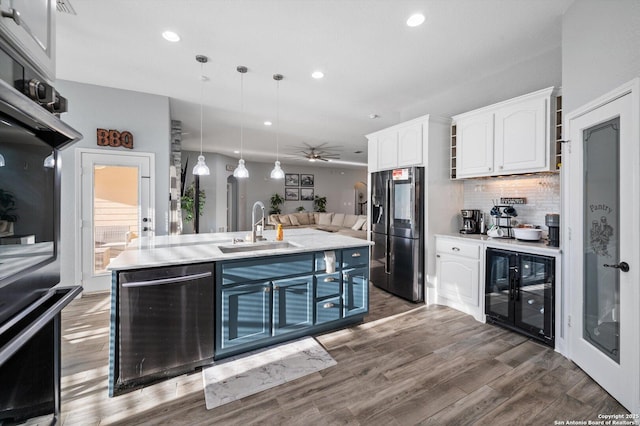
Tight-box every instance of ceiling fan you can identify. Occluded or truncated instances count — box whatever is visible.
[289,143,341,162]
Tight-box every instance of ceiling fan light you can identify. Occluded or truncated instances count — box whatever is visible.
[233,158,249,178]
[270,160,285,179]
[193,155,210,176]
[308,158,316,162]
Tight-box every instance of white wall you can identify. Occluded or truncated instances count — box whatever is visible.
[180,150,367,234]
[401,47,562,119]
[56,80,171,286]
[562,0,640,113]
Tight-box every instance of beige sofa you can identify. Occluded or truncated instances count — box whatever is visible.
[268,212,367,239]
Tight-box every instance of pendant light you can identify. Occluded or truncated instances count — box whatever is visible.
[233,66,249,178]
[192,54,210,176]
[270,74,285,179]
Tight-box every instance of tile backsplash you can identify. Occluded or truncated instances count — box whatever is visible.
[462,174,560,233]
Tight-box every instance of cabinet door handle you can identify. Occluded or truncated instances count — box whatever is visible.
[273,285,279,290]
[323,302,335,309]
[351,252,361,258]
[264,287,271,293]
[451,247,460,252]
[122,272,212,288]
[436,254,440,258]
[324,277,336,282]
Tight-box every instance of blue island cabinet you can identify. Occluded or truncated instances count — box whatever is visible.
[215,247,370,359]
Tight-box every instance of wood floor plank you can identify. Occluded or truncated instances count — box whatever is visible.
[44,285,629,425]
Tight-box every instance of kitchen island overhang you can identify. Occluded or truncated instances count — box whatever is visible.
[107,228,372,396]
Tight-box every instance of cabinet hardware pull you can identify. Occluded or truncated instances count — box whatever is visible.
[264,287,271,292]
[351,252,361,258]
[436,254,440,258]
[323,302,335,309]
[324,277,336,282]
[452,247,460,252]
[273,286,279,290]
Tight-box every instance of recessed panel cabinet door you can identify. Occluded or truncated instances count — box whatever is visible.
[436,254,479,306]
[343,267,368,317]
[220,282,272,350]
[272,275,313,336]
[457,112,494,177]
[495,97,548,173]
[376,131,398,170]
[397,123,423,166]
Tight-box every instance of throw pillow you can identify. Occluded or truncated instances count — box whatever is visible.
[352,217,366,230]
[268,214,280,225]
[318,213,333,226]
[312,213,319,224]
[295,212,311,225]
[360,219,368,230]
[278,214,291,226]
[289,214,300,226]
[331,213,345,226]
[342,214,358,228]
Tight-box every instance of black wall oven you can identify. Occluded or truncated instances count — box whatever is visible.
[0,44,81,423]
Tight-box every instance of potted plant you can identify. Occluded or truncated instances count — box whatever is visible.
[313,195,327,213]
[180,182,205,223]
[0,189,18,222]
[269,193,284,214]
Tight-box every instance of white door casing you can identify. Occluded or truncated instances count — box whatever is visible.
[565,78,640,413]
[77,149,154,293]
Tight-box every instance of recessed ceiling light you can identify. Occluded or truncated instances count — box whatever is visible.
[311,71,324,79]
[264,121,272,126]
[162,30,180,42]
[233,150,240,154]
[369,113,379,119]
[406,13,425,27]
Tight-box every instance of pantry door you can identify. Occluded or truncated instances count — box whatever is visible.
[566,79,639,413]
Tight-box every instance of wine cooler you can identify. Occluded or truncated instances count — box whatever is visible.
[485,248,555,346]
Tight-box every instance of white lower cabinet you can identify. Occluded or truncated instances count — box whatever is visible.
[435,236,483,321]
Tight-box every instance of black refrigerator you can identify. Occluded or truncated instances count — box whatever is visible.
[370,167,424,302]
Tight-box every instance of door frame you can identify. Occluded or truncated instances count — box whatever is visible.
[74,148,155,292]
[564,78,640,413]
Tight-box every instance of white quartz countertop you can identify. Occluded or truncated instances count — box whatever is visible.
[436,233,561,256]
[108,228,373,271]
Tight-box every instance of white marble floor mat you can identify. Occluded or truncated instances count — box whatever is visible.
[202,337,336,409]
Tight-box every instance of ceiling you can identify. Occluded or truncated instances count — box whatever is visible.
[55,0,572,168]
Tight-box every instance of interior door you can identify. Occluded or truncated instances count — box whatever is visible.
[567,84,639,413]
[80,151,153,292]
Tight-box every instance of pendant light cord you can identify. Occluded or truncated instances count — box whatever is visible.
[200,62,204,156]
[276,78,280,161]
[240,71,244,159]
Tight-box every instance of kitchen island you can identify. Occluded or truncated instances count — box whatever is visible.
[107,228,372,396]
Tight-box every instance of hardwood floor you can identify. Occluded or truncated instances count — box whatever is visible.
[41,283,628,425]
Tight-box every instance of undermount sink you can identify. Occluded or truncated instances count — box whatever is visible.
[217,241,300,254]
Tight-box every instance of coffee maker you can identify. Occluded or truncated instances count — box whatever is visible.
[545,213,560,247]
[460,209,481,234]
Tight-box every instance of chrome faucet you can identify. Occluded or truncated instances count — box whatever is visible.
[251,201,266,243]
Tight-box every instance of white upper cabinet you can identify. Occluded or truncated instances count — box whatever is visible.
[367,115,437,171]
[376,130,398,170]
[0,0,56,81]
[397,123,423,167]
[494,95,547,173]
[453,87,556,179]
[456,111,494,178]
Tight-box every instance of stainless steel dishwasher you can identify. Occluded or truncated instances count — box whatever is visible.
[111,263,214,396]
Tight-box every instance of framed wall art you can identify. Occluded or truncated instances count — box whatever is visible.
[285,187,299,201]
[300,174,314,187]
[300,188,314,201]
[285,173,299,186]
